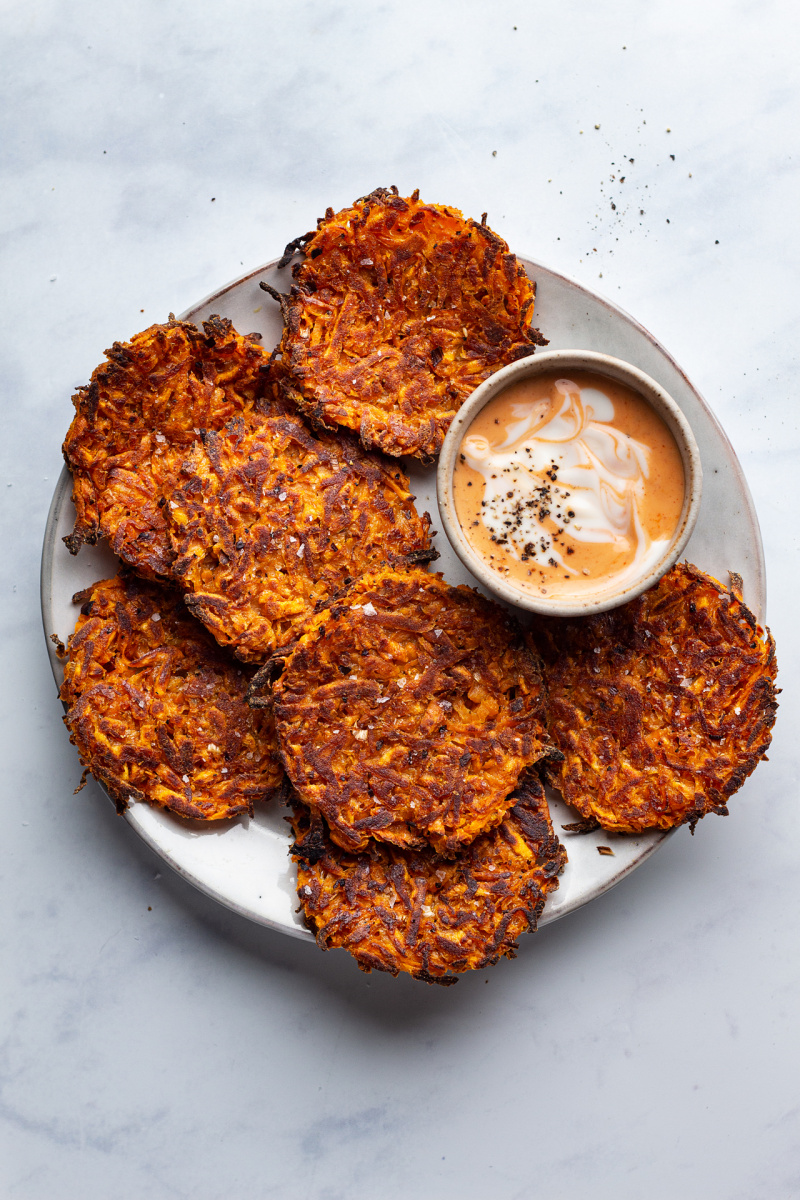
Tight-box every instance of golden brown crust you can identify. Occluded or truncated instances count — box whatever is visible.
[291,773,566,984]
[271,567,552,855]
[274,187,546,461]
[167,408,434,663]
[62,315,275,578]
[530,563,779,833]
[59,575,283,820]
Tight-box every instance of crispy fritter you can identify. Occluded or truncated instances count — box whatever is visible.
[59,575,283,820]
[530,563,779,833]
[168,410,434,663]
[268,567,551,856]
[270,187,546,461]
[63,315,274,577]
[291,774,566,985]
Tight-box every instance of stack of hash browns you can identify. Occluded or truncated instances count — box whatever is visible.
[56,188,778,986]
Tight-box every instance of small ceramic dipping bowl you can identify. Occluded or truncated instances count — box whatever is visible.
[437,349,702,617]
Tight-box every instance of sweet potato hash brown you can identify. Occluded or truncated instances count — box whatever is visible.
[63,315,274,578]
[530,563,779,833]
[59,574,283,820]
[268,186,547,461]
[168,408,434,663]
[266,567,552,856]
[290,773,566,984]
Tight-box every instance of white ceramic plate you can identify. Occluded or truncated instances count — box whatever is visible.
[41,256,767,940]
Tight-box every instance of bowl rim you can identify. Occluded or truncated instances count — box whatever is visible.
[436,348,704,617]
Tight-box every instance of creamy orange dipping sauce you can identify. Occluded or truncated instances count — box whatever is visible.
[453,370,685,599]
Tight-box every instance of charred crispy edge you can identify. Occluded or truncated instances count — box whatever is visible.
[277,233,315,270]
[259,280,291,324]
[201,312,263,346]
[685,563,777,687]
[71,567,152,608]
[279,379,341,435]
[355,184,401,206]
[201,313,233,340]
[289,810,328,868]
[403,546,439,566]
[414,969,459,987]
[50,633,67,659]
[71,582,101,606]
[246,655,289,708]
[182,590,213,625]
[561,817,601,835]
[71,755,146,816]
[100,773,144,815]
[510,773,568,890]
[63,525,97,556]
[513,332,548,353]
[684,561,759,631]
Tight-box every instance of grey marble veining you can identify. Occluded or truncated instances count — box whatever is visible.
[2,2,799,1198]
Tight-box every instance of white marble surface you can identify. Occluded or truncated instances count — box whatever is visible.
[3,3,799,1197]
